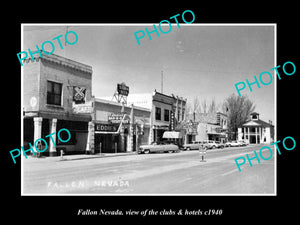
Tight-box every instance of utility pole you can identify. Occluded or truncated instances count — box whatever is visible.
[161,70,164,93]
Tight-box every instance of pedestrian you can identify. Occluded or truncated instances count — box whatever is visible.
[199,144,206,162]
[36,140,42,158]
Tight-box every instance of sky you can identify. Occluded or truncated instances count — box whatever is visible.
[22,24,275,122]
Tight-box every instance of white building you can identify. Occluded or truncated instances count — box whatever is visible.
[238,112,274,144]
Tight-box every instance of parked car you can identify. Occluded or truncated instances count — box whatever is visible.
[238,140,248,146]
[183,141,203,151]
[225,141,240,147]
[203,140,219,149]
[216,141,225,148]
[138,142,179,154]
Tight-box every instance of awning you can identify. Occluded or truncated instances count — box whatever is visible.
[163,131,182,139]
[207,132,226,137]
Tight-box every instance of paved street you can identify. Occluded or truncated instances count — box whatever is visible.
[22,144,275,195]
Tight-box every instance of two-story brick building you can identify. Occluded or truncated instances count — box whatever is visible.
[23,53,93,156]
[127,90,187,145]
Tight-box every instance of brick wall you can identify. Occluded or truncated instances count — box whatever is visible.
[23,60,40,112]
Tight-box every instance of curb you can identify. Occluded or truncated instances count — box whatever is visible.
[63,152,137,161]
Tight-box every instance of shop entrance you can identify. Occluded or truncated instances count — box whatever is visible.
[95,133,128,153]
[95,134,119,153]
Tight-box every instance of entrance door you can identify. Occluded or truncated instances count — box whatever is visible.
[95,134,113,153]
[133,134,136,151]
[250,135,256,144]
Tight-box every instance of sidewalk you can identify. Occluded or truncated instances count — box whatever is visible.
[26,151,137,162]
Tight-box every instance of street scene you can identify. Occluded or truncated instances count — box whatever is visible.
[21,24,275,195]
[23,144,275,195]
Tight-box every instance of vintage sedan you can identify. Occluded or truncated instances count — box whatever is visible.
[202,141,225,149]
[225,140,240,147]
[138,142,179,154]
[183,141,203,151]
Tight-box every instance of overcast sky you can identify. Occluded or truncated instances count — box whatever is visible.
[22,24,275,122]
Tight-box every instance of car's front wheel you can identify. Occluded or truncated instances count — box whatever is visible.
[144,149,150,154]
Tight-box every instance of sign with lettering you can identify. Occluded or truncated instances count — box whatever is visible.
[117,83,129,96]
[95,123,119,132]
[108,113,129,124]
[72,101,93,114]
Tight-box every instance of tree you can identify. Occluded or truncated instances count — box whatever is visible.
[187,97,202,121]
[208,97,216,114]
[223,94,255,140]
[201,99,207,114]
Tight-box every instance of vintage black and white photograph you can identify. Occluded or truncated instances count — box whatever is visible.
[20,24,276,195]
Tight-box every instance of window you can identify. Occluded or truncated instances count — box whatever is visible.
[155,107,161,120]
[164,109,170,122]
[47,81,62,105]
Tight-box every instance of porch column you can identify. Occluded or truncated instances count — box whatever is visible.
[247,127,250,142]
[259,127,262,144]
[86,121,95,154]
[255,127,258,144]
[33,117,43,154]
[49,118,57,156]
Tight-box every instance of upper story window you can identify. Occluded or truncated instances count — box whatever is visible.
[155,107,161,121]
[47,80,62,106]
[164,109,170,122]
[251,113,259,120]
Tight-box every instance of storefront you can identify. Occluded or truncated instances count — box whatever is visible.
[23,53,93,156]
[94,118,128,153]
[184,121,199,144]
[23,117,89,155]
[90,98,151,154]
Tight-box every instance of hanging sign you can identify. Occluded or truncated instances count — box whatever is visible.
[72,101,93,114]
[117,83,129,96]
[73,86,86,104]
[108,113,130,124]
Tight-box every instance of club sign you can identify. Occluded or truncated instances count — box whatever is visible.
[73,86,86,104]
[108,113,129,124]
[117,83,129,96]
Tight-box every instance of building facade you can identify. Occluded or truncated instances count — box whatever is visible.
[187,112,228,143]
[87,98,151,154]
[238,112,274,144]
[127,90,187,145]
[23,53,188,156]
[23,53,93,156]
